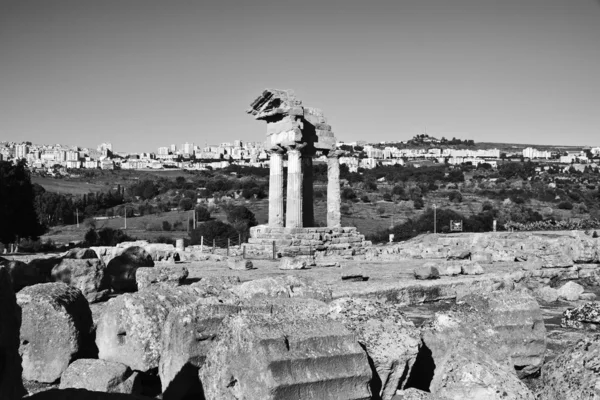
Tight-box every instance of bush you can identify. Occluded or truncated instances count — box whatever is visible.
[162,221,172,231]
[18,238,56,253]
[173,220,185,231]
[189,220,238,247]
[195,206,211,222]
[413,197,424,210]
[557,201,573,210]
[179,198,194,211]
[593,231,599,238]
[377,206,386,215]
[361,195,370,203]
[341,188,357,201]
[154,236,176,245]
[448,191,463,203]
[341,204,351,215]
[382,192,392,202]
[225,205,258,241]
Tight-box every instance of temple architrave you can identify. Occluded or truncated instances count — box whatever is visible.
[245,89,370,257]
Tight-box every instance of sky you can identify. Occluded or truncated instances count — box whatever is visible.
[1,0,599,152]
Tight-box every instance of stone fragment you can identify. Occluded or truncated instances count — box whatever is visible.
[143,243,180,262]
[59,359,141,394]
[105,246,154,292]
[199,314,372,400]
[278,257,309,270]
[422,290,546,379]
[159,301,240,400]
[470,252,492,263]
[95,287,197,372]
[327,298,420,400]
[580,292,597,301]
[342,274,368,281]
[315,261,341,268]
[430,348,535,400]
[424,261,460,277]
[230,275,332,301]
[446,250,471,260]
[190,276,241,297]
[561,302,600,330]
[557,281,585,301]
[393,388,439,399]
[534,286,559,303]
[460,262,484,275]
[51,259,109,303]
[27,256,63,280]
[414,265,439,280]
[135,266,188,290]
[0,265,25,400]
[226,257,254,270]
[536,335,600,399]
[17,283,95,383]
[0,258,44,291]
[63,248,99,259]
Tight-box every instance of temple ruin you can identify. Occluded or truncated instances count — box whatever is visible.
[245,89,370,256]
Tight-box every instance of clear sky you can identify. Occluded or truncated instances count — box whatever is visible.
[1,0,599,152]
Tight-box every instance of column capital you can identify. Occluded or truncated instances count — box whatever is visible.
[326,149,345,159]
[284,143,306,154]
[267,145,286,155]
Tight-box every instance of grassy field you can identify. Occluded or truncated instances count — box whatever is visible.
[32,177,109,195]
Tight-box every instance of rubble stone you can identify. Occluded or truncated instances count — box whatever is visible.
[105,246,154,292]
[51,259,109,303]
[557,281,585,301]
[414,265,439,280]
[135,266,188,290]
[59,359,141,394]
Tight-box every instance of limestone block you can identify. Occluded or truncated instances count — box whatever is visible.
[106,246,154,292]
[557,281,585,301]
[95,288,198,372]
[534,286,559,303]
[279,257,309,270]
[63,248,99,259]
[461,262,484,275]
[226,257,254,271]
[561,302,600,330]
[0,265,25,399]
[17,283,95,383]
[199,314,372,400]
[135,265,188,290]
[536,335,600,399]
[414,265,440,280]
[51,258,109,303]
[422,289,546,379]
[59,359,141,394]
[230,276,332,302]
[327,298,420,400]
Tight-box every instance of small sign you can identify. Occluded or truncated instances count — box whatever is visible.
[450,220,463,232]
[493,220,497,232]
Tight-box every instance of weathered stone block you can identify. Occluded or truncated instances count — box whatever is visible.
[17,283,95,383]
[59,359,141,394]
[135,265,188,289]
[199,314,372,400]
[51,258,109,303]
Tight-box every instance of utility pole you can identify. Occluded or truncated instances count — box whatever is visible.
[433,204,437,234]
[124,207,127,230]
[76,209,79,228]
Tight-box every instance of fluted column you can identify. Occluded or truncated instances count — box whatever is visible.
[327,151,342,228]
[302,156,314,227]
[286,147,303,228]
[268,149,285,227]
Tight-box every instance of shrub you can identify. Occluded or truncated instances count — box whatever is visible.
[593,231,599,238]
[413,198,424,210]
[341,204,351,215]
[377,206,386,215]
[382,192,392,202]
[341,188,357,201]
[84,228,135,246]
[179,198,194,211]
[154,236,176,245]
[557,201,573,210]
[195,206,211,222]
[361,195,370,203]
[448,191,463,203]
[225,205,258,241]
[173,221,184,231]
[162,221,172,231]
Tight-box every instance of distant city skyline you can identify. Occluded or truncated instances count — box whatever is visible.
[1,0,599,152]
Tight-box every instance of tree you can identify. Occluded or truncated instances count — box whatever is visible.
[448,191,463,203]
[195,206,211,221]
[225,205,258,241]
[0,160,45,244]
[189,220,238,247]
[179,198,194,211]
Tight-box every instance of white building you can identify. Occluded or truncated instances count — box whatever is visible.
[157,147,170,155]
[523,147,551,159]
[182,142,194,156]
[15,144,29,159]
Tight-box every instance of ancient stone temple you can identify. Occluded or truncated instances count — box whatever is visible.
[245,89,370,257]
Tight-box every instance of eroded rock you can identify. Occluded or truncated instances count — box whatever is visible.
[51,259,109,303]
[135,266,188,290]
[105,246,154,292]
[557,281,585,301]
[59,359,140,394]
[17,283,95,383]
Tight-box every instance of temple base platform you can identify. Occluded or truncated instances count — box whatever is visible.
[245,225,372,257]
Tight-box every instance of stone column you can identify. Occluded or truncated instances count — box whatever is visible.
[302,156,314,227]
[268,149,285,227]
[286,147,303,228]
[327,151,342,228]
